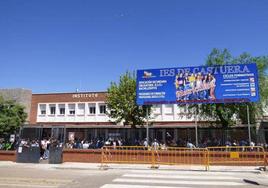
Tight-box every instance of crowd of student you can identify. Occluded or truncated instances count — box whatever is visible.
[0,137,62,161]
[64,137,267,150]
[1,137,267,152]
[65,138,124,149]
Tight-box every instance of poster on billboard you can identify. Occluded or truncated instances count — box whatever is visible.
[136,63,259,105]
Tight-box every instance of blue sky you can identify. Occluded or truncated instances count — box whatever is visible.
[0,0,267,93]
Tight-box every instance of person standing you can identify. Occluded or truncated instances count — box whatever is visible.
[152,139,159,150]
[143,138,148,147]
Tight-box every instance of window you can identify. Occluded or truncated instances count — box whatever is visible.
[68,104,75,115]
[165,104,173,114]
[153,104,161,114]
[77,103,85,115]
[184,105,188,113]
[88,104,96,115]
[178,105,189,114]
[39,104,46,115]
[99,104,106,114]
[49,104,56,115]
[58,104,65,115]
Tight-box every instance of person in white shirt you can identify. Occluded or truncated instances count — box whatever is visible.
[143,139,148,147]
[152,139,159,150]
[82,141,89,149]
[250,141,255,151]
[186,141,196,148]
[113,140,117,149]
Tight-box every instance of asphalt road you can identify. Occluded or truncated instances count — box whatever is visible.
[0,162,267,188]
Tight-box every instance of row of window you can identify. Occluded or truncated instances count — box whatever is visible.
[39,103,106,116]
[152,104,191,115]
[39,103,191,117]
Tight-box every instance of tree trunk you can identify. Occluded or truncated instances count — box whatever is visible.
[215,104,229,144]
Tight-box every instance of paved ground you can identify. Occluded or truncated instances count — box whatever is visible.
[0,162,267,188]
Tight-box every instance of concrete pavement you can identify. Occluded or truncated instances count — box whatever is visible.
[0,161,267,187]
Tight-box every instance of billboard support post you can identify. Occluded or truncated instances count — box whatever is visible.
[146,107,149,145]
[247,105,252,144]
[195,106,198,147]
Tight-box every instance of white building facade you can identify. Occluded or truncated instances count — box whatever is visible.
[25,92,268,146]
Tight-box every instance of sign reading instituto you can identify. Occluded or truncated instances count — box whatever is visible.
[72,93,99,99]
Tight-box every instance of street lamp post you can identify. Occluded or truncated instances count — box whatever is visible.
[247,105,252,144]
[146,107,149,145]
[195,106,198,147]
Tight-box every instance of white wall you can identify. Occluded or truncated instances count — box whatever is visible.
[37,102,109,122]
[37,103,196,123]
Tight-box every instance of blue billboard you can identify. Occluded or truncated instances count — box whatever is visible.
[136,63,259,105]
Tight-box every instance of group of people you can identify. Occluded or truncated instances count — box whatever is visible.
[175,72,216,101]
[19,139,40,148]
[64,136,268,151]
[7,136,266,152]
[16,138,62,160]
[40,138,50,160]
[40,138,62,160]
[66,138,106,149]
[0,138,15,150]
[66,138,127,149]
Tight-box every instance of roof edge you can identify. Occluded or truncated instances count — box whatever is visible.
[33,91,108,95]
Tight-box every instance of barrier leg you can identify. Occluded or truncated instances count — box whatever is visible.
[205,149,210,171]
[100,147,108,170]
[100,147,104,169]
[151,150,158,169]
[264,152,267,171]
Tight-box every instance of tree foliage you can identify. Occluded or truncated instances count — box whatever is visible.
[0,96,27,136]
[191,48,268,128]
[106,71,151,128]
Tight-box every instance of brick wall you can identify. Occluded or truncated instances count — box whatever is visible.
[0,151,16,161]
[62,149,102,163]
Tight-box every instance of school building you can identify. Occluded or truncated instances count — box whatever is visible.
[1,88,268,145]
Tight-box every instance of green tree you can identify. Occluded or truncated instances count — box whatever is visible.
[0,96,27,136]
[191,48,268,129]
[106,71,151,128]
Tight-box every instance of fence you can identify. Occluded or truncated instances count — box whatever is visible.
[101,146,209,170]
[207,146,267,169]
[101,146,152,165]
[101,146,267,171]
[152,147,208,169]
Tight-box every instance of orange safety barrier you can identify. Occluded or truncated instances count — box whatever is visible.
[152,147,209,170]
[207,146,267,170]
[101,146,152,166]
[101,146,209,170]
[101,146,267,171]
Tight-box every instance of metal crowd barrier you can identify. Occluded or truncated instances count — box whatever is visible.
[101,146,152,166]
[101,146,209,170]
[153,147,209,170]
[207,146,267,170]
[101,146,267,171]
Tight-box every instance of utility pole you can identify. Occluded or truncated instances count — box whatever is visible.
[146,107,149,145]
[195,106,198,147]
[247,105,251,144]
